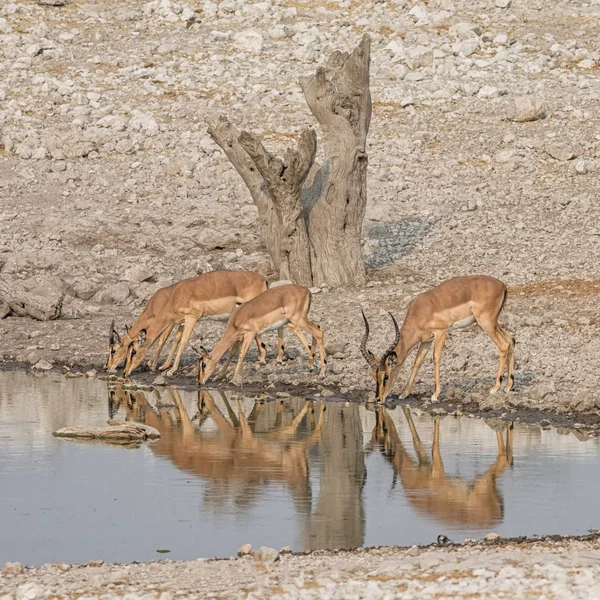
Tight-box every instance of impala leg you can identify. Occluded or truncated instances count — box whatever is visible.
[477,319,511,393]
[276,327,287,363]
[166,317,198,377]
[431,330,448,402]
[215,341,241,381]
[148,325,174,371]
[230,333,254,386]
[255,335,267,364]
[400,340,432,399]
[159,324,184,371]
[286,323,314,368]
[295,318,327,377]
[500,328,516,391]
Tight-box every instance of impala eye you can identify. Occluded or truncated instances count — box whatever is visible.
[384,374,389,382]
[110,349,115,355]
[131,349,136,356]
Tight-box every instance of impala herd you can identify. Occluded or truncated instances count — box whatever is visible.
[106,270,515,404]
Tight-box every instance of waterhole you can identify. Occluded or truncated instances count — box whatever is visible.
[0,371,598,566]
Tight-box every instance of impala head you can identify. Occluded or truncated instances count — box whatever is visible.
[123,329,148,376]
[193,346,210,385]
[106,320,131,372]
[360,310,401,402]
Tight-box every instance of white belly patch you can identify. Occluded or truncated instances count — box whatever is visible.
[451,315,477,330]
[202,313,231,322]
[262,318,289,333]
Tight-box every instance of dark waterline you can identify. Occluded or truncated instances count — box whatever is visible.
[0,371,599,566]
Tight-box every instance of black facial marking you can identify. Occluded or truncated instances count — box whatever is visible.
[324,359,328,364]
[261,343,266,349]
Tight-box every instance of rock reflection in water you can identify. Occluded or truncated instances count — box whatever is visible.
[369,406,513,528]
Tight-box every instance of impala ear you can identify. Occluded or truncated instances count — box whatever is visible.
[193,345,208,358]
[138,329,147,346]
[385,352,397,369]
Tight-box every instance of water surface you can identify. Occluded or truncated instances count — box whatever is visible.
[0,371,598,566]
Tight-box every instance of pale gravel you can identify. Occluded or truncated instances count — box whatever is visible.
[1,0,600,416]
[2,538,600,599]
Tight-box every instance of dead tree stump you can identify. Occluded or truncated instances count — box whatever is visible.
[207,35,372,288]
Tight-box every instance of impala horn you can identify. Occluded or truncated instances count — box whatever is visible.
[380,312,401,368]
[360,310,378,369]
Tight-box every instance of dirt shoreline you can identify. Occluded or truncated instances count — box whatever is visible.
[2,534,600,599]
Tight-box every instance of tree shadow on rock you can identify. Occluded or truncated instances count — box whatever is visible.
[363,217,439,270]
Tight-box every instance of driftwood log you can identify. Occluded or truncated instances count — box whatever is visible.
[0,278,63,321]
[53,420,161,445]
[207,35,372,288]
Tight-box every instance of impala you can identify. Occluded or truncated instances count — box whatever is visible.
[361,275,515,402]
[106,282,182,372]
[195,284,326,386]
[118,270,285,377]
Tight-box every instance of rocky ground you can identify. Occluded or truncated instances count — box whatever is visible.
[2,536,600,599]
[2,0,600,421]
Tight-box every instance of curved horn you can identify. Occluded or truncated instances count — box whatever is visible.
[109,319,115,344]
[380,311,401,368]
[360,310,378,369]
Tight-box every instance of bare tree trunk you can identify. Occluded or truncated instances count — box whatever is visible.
[206,116,281,276]
[0,279,63,321]
[205,35,372,288]
[239,129,316,286]
[300,35,371,287]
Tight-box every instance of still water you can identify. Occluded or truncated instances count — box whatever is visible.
[0,371,598,566]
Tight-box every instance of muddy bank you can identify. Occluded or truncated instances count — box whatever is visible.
[2,535,600,600]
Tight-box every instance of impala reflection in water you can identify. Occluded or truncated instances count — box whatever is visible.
[1,371,599,566]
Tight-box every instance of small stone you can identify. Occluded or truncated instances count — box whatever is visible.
[122,265,154,283]
[50,343,60,351]
[484,532,502,542]
[573,160,588,174]
[237,543,252,557]
[495,0,511,8]
[252,546,279,563]
[2,562,23,575]
[85,370,97,378]
[506,95,546,122]
[33,359,53,371]
[152,375,167,386]
[546,142,576,161]
[86,559,104,567]
[279,546,293,554]
[233,30,264,52]
[15,583,45,600]
[540,419,552,429]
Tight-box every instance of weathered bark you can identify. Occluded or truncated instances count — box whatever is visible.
[239,129,316,286]
[299,34,371,287]
[0,278,63,321]
[206,35,372,287]
[206,115,281,276]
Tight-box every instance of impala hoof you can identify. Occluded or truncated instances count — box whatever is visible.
[230,376,244,387]
[489,387,499,395]
[166,369,176,377]
[430,394,439,403]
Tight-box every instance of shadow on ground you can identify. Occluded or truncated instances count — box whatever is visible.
[362,218,439,270]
